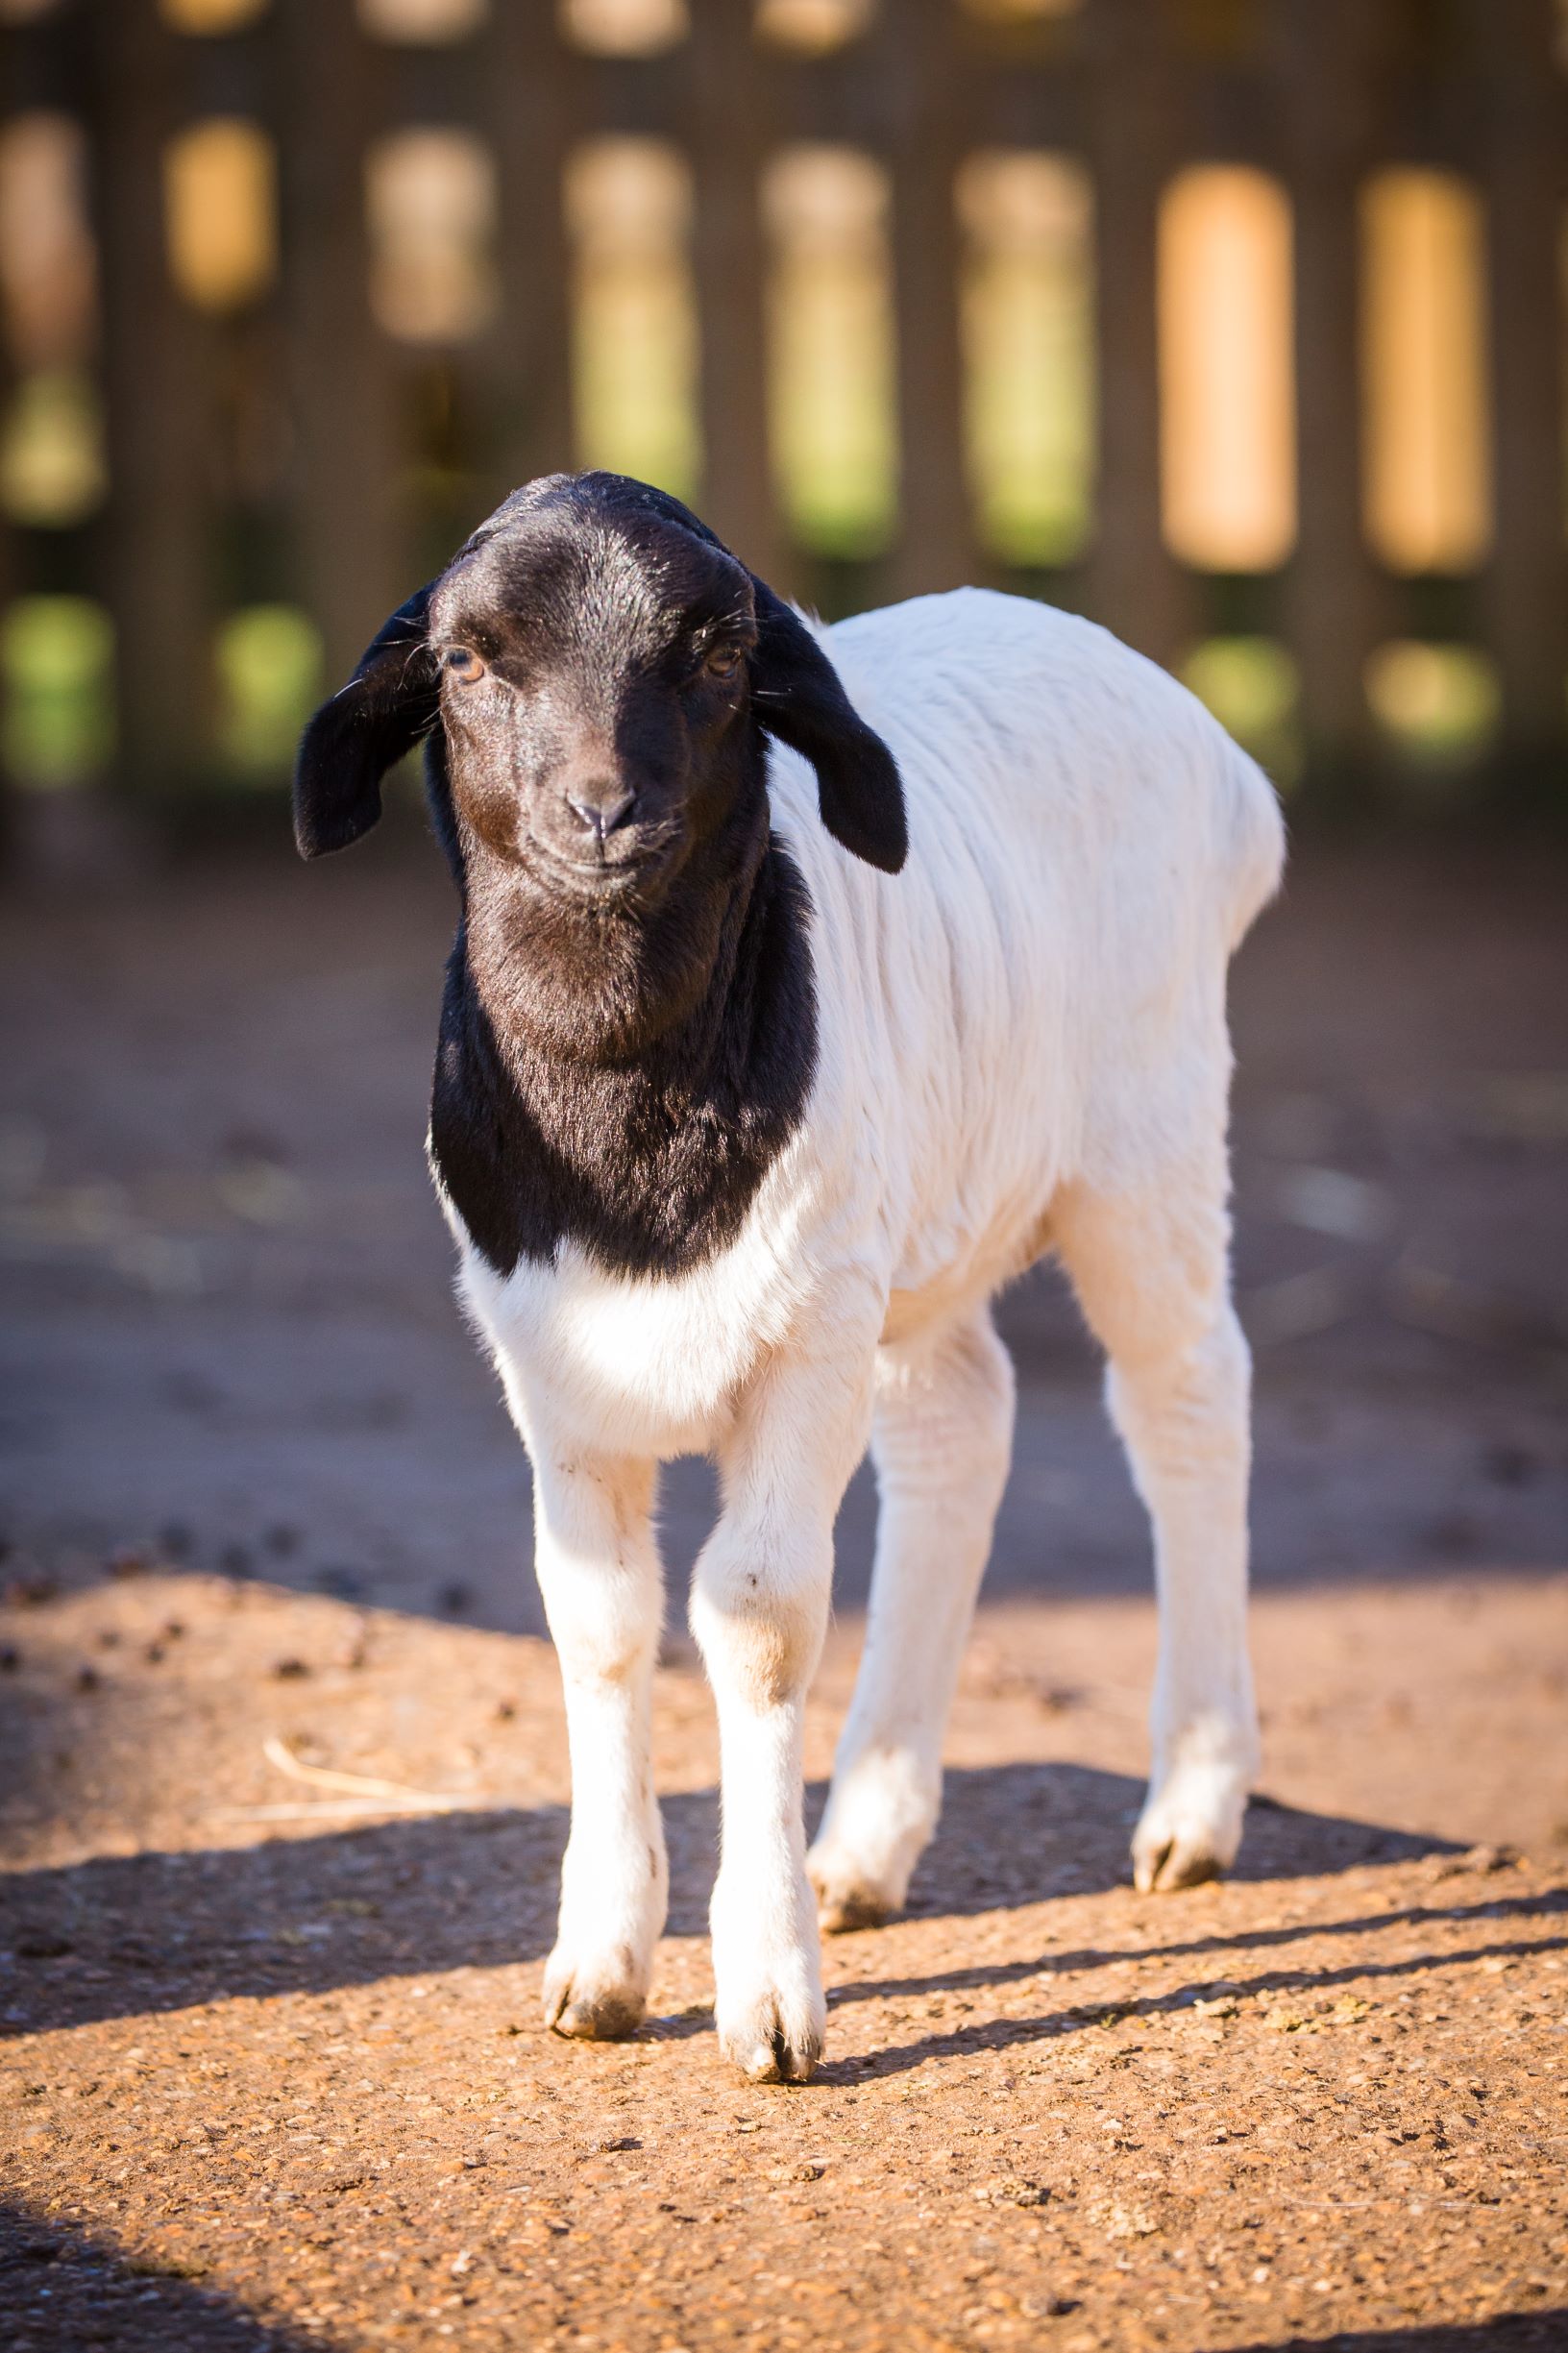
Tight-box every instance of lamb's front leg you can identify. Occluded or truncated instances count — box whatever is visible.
[691,1320,877,2084]
[531,1449,667,2041]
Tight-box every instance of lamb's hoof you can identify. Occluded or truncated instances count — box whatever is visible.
[807,1845,904,1935]
[718,1995,822,2085]
[1132,1765,1247,1894]
[815,1884,894,1936]
[543,1952,647,2042]
[1133,1833,1225,1894]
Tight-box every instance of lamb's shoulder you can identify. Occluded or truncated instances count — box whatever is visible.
[824,586,1247,872]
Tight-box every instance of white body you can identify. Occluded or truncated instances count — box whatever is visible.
[453,589,1285,2077]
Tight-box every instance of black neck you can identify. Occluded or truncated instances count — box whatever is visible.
[428,816,818,1279]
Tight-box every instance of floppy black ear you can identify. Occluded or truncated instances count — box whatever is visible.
[748,579,907,876]
[293,588,440,859]
[572,472,906,871]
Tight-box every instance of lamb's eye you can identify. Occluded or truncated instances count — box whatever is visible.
[443,646,485,684]
[703,643,742,680]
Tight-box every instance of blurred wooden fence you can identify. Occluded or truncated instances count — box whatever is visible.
[1,0,1565,806]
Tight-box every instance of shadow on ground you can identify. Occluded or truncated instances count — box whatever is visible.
[4,2213,1564,2353]
[0,1763,1470,2039]
[814,1892,1568,2085]
[2,2199,313,2353]
[1229,2319,1568,2353]
[8,2191,1561,2353]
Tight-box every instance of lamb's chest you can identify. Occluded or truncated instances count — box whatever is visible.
[456,1230,795,1458]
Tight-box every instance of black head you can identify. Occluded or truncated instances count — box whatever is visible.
[293,473,907,894]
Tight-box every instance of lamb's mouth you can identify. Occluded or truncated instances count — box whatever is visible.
[524,833,674,904]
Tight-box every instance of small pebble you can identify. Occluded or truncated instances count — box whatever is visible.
[6,1574,58,1606]
[272,1657,310,1679]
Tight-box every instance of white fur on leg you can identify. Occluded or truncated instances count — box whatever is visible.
[530,1450,668,2039]
[692,1531,829,2079]
[1056,1186,1261,1897]
[705,1701,826,2081]
[693,1316,876,2081]
[809,1309,1015,1931]
[1113,1308,1260,1892]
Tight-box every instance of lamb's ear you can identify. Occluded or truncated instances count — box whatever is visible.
[748,579,907,875]
[293,588,440,859]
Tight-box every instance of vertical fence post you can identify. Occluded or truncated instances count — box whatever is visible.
[0,21,17,655]
[687,0,780,585]
[278,0,403,688]
[477,0,576,514]
[883,0,977,601]
[1473,0,1568,797]
[93,0,212,795]
[1082,0,1190,672]
[1275,0,1386,800]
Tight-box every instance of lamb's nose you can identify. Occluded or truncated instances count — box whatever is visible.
[565,785,636,846]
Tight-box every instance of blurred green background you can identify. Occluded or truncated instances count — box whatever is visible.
[1,0,1565,825]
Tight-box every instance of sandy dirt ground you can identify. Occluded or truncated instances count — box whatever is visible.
[2,830,1567,2350]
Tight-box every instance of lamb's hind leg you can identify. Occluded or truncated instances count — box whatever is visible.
[808,1305,1016,1932]
[1052,1168,1260,1893]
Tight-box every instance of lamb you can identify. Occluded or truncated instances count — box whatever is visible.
[294,469,1286,2085]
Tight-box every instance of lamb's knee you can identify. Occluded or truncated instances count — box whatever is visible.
[691,1541,828,1709]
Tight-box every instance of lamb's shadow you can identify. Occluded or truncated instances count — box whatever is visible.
[891,1760,1458,1926]
[1213,2317,1568,2353]
[803,1763,1568,2083]
[817,1886,1568,2085]
[1,1762,1460,2040]
[1,2198,318,2353]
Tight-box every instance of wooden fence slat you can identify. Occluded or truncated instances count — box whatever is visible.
[94,0,212,793]
[0,27,17,647]
[277,0,404,684]
[476,0,576,518]
[687,0,780,586]
[1082,0,1191,671]
[884,0,978,601]
[1276,0,1386,792]
[1473,0,1568,790]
